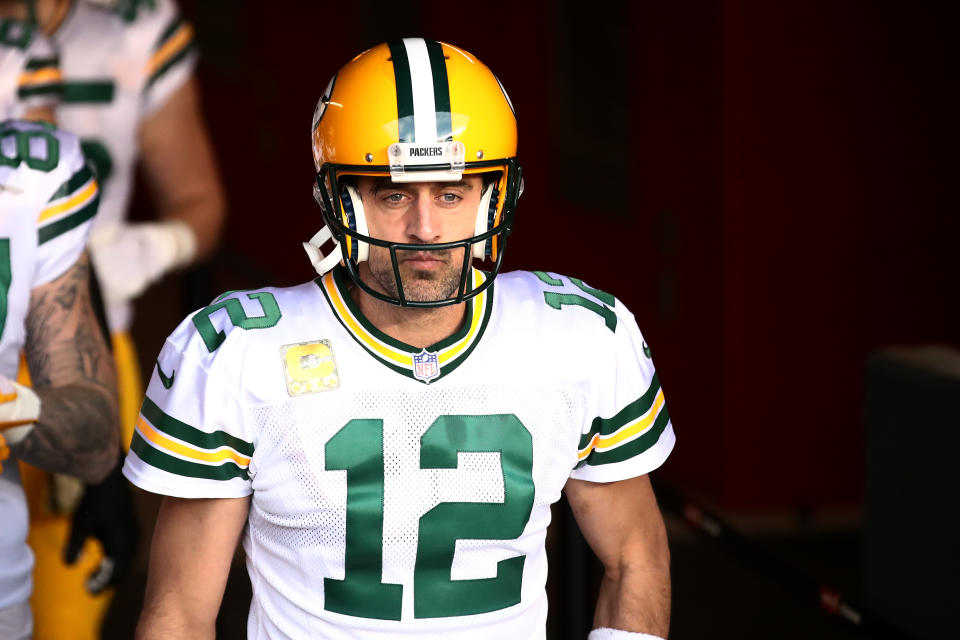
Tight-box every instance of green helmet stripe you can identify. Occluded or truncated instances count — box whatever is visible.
[424,39,452,141]
[387,40,415,143]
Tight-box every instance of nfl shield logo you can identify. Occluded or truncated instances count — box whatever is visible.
[412,348,440,383]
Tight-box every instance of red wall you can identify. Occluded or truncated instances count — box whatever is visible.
[716,2,959,508]
[176,1,959,511]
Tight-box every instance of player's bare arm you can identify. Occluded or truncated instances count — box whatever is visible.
[565,474,671,638]
[139,76,226,260]
[136,496,250,640]
[12,252,119,483]
[89,77,227,306]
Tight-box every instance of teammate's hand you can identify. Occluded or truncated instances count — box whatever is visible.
[88,220,196,305]
[0,373,41,446]
[64,456,140,595]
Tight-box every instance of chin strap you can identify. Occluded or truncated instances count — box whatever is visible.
[302,226,344,276]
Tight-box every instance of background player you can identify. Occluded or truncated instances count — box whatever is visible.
[0,0,225,445]
[0,118,119,640]
[125,40,672,639]
[0,13,60,121]
[0,1,226,637]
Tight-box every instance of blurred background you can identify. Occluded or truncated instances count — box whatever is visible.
[108,1,958,638]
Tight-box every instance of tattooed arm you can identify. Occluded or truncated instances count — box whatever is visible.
[9,251,119,483]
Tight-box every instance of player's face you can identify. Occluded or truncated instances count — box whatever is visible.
[356,175,483,303]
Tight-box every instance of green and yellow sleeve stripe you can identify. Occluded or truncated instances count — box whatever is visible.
[130,396,253,481]
[576,373,671,466]
[37,164,99,245]
[144,17,195,90]
[17,55,62,100]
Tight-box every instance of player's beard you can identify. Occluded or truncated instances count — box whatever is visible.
[366,246,467,303]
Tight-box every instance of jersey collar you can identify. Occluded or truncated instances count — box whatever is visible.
[316,265,494,384]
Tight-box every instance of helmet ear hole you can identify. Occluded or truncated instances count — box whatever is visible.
[340,183,369,264]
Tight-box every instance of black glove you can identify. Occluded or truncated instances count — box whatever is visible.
[64,455,140,595]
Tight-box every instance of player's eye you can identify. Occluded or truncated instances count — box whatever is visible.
[382,192,405,203]
[439,192,461,203]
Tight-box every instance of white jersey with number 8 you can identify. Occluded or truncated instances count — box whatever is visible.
[0,119,98,610]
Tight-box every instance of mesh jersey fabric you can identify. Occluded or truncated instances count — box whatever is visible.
[123,267,675,639]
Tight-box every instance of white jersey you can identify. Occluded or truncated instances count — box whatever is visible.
[50,0,196,331]
[123,268,676,640]
[0,18,62,118]
[0,119,99,610]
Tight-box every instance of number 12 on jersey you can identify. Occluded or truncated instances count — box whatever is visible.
[534,271,617,332]
[324,415,534,620]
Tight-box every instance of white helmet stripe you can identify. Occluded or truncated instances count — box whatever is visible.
[402,38,439,144]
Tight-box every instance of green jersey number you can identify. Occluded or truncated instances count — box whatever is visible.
[534,271,617,332]
[0,19,35,49]
[114,0,157,22]
[325,414,534,620]
[192,292,281,352]
[0,127,60,172]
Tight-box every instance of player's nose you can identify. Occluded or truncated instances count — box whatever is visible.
[405,193,441,242]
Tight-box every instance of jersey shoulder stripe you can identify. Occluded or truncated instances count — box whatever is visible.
[24,55,58,71]
[37,164,99,244]
[130,431,250,481]
[18,33,61,95]
[2,17,61,107]
[132,395,253,481]
[43,162,93,205]
[576,373,670,466]
[145,16,194,89]
[17,55,62,100]
[142,395,253,456]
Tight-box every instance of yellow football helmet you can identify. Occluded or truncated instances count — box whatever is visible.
[305,38,523,307]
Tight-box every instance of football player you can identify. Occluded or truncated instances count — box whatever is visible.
[0,0,225,444]
[0,14,61,122]
[126,40,673,640]
[0,1,226,637]
[0,118,119,640]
